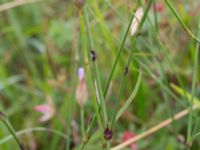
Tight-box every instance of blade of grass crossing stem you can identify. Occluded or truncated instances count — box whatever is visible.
[165,0,200,43]
[81,6,109,148]
[81,6,108,127]
[136,0,154,34]
[110,38,136,128]
[82,6,104,132]
[0,112,25,150]
[110,0,153,128]
[103,10,135,98]
[104,0,154,98]
[84,6,104,130]
[115,70,142,121]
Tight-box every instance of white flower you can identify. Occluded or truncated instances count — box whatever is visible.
[130,7,144,36]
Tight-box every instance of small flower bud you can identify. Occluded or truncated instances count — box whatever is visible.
[78,67,84,81]
[75,68,88,107]
[130,7,144,36]
[104,127,113,140]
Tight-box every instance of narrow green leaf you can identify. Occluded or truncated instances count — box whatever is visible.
[170,83,200,108]
[165,0,200,43]
[115,70,142,122]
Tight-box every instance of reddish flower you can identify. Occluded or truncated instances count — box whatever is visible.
[34,104,54,122]
[151,2,165,13]
[122,131,138,150]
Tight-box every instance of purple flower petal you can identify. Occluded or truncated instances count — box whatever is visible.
[78,67,84,81]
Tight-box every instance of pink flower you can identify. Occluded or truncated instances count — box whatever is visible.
[151,3,165,13]
[122,131,138,150]
[34,96,55,122]
[75,67,88,107]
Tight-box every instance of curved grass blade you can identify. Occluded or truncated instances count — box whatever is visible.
[0,127,70,145]
[0,112,26,150]
[165,0,200,43]
[115,70,142,122]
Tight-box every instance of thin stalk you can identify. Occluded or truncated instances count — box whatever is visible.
[153,0,159,32]
[82,6,107,145]
[103,10,135,98]
[0,0,41,12]
[187,19,200,144]
[80,7,103,129]
[0,112,25,150]
[165,0,200,43]
[81,108,85,137]
[79,114,97,150]
[110,38,136,128]
[110,0,154,128]
[84,7,104,131]
[83,6,108,127]
[111,106,198,150]
[0,127,70,145]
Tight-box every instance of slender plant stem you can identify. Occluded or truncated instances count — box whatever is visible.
[153,1,159,32]
[111,106,198,150]
[103,10,135,98]
[110,38,136,128]
[187,19,200,144]
[0,112,25,150]
[0,127,71,145]
[110,0,154,129]
[165,0,200,43]
[84,7,104,131]
[0,0,41,12]
[81,108,85,137]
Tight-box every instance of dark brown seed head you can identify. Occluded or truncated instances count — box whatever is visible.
[91,50,96,62]
[104,127,113,140]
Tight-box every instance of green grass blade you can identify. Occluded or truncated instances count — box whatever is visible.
[165,0,200,43]
[187,19,200,143]
[0,127,70,145]
[0,112,25,150]
[103,10,135,98]
[170,83,200,108]
[115,70,142,122]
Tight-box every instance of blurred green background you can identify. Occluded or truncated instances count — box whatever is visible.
[0,0,200,149]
